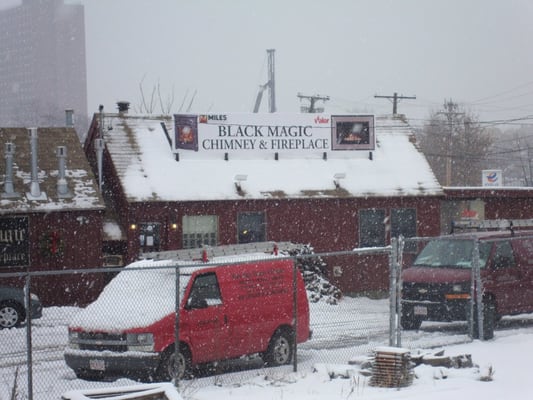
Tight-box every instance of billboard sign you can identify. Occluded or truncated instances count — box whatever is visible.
[173,113,375,160]
[0,216,29,267]
[482,169,503,187]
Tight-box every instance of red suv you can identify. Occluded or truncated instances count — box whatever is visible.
[401,222,533,339]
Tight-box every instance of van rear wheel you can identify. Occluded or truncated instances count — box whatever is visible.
[156,345,191,381]
[264,329,293,367]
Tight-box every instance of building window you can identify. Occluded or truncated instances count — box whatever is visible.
[182,215,218,249]
[359,209,386,247]
[139,223,161,252]
[237,212,266,244]
[391,208,417,252]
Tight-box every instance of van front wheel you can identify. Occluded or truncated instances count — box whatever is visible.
[156,345,191,382]
[264,329,293,367]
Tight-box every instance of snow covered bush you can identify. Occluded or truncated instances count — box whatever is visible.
[282,244,342,304]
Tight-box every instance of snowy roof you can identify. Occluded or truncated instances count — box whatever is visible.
[99,113,442,202]
[0,127,104,213]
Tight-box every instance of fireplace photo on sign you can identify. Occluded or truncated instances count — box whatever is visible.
[331,115,375,151]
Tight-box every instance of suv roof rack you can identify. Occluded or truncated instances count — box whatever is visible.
[451,218,533,234]
[140,241,300,262]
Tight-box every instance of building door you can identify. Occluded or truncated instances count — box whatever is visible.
[139,223,161,252]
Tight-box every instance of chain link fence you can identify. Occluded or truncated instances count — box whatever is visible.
[2,241,485,399]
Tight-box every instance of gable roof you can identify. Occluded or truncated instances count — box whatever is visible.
[0,127,104,213]
[95,113,442,202]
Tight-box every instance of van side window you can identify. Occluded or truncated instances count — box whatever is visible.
[492,241,516,269]
[187,272,222,309]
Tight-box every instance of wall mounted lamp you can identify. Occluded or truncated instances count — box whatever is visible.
[333,173,346,189]
[234,174,248,191]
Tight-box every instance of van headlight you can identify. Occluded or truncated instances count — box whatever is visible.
[68,331,80,349]
[126,333,154,352]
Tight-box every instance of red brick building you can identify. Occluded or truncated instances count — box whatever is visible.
[0,127,105,305]
[84,110,443,294]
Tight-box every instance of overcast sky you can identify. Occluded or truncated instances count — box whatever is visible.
[5,0,533,129]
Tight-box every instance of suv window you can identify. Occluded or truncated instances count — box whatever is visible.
[413,238,491,268]
[491,240,515,269]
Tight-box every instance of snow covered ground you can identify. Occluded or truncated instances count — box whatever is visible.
[1,297,532,399]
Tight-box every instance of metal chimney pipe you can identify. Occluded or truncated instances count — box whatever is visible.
[2,142,19,198]
[28,127,42,198]
[56,146,71,198]
[95,138,104,192]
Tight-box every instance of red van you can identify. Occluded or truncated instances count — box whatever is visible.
[64,254,311,381]
[401,222,533,340]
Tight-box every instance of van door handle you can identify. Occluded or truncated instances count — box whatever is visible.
[224,315,228,325]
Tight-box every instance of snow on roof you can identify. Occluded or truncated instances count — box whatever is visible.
[0,127,104,212]
[100,114,442,202]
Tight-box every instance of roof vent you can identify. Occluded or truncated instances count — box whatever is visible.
[26,127,47,200]
[56,146,72,198]
[2,142,19,198]
[117,101,130,114]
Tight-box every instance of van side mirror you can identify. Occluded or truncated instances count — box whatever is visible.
[187,294,208,309]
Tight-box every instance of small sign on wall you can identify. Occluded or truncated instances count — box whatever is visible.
[0,216,29,267]
[482,170,502,187]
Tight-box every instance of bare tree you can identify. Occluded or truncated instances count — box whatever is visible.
[489,125,533,186]
[136,75,194,115]
[136,74,157,113]
[417,100,493,186]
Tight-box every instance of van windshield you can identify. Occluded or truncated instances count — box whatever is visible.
[413,239,491,268]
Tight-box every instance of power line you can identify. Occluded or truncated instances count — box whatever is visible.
[374,92,416,115]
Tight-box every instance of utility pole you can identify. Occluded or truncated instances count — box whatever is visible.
[297,93,330,113]
[438,99,464,186]
[374,92,416,115]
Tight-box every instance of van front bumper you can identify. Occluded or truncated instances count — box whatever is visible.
[64,348,161,379]
[401,299,469,322]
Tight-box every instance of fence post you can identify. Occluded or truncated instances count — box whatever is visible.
[396,236,404,347]
[174,265,181,388]
[292,256,298,372]
[389,238,398,347]
[473,239,484,340]
[24,274,34,400]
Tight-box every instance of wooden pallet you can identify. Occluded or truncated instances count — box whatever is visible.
[369,346,414,388]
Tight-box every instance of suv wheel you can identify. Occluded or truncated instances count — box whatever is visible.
[472,301,496,340]
[400,308,423,330]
